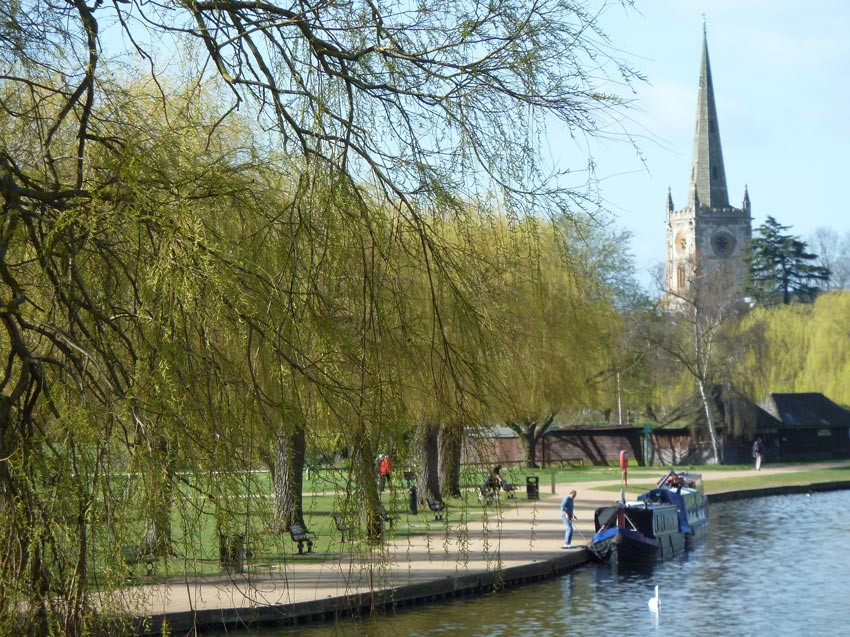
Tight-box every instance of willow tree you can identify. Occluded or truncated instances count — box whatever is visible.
[2,0,641,631]
[380,205,501,500]
[237,172,434,538]
[735,290,850,406]
[0,69,278,633]
[481,216,618,467]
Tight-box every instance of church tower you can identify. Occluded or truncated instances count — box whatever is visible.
[666,27,752,300]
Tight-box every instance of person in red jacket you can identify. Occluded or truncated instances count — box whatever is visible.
[619,450,628,487]
[379,454,392,491]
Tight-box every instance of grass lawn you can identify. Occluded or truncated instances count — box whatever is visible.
[110,460,850,583]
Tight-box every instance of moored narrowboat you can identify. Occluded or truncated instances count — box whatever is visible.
[588,470,709,564]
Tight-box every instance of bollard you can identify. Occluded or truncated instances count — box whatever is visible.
[409,483,419,515]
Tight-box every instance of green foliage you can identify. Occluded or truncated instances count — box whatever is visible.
[0,1,645,632]
[747,216,830,306]
[734,291,850,405]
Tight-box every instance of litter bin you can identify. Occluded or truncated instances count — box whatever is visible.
[526,476,539,500]
[219,533,245,573]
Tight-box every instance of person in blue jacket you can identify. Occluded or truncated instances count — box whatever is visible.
[560,490,577,548]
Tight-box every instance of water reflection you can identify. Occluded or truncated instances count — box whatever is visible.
[213,490,850,637]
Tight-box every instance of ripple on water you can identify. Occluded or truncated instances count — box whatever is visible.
[209,490,850,637]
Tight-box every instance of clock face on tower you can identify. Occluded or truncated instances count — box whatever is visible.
[711,231,736,258]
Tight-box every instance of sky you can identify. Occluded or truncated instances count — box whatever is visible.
[547,0,850,292]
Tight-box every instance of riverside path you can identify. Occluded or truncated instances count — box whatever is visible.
[121,461,850,635]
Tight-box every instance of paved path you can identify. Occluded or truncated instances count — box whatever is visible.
[120,461,850,634]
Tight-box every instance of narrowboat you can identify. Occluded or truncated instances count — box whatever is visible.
[587,470,709,564]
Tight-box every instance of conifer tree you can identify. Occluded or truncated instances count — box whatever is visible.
[747,216,830,306]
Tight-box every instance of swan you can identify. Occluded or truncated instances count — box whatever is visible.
[648,585,659,611]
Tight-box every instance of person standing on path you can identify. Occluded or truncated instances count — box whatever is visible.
[560,490,577,548]
[379,454,392,491]
[752,438,765,471]
[619,449,629,487]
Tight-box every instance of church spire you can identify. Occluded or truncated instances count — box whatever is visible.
[688,26,729,210]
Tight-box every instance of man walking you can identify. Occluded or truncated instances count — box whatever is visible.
[752,438,765,471]
[560,490,577,548]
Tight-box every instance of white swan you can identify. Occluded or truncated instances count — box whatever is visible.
[648,585,659,611]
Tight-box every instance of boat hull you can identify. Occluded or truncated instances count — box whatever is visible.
[589,526,686,564]
[588,471,709,564]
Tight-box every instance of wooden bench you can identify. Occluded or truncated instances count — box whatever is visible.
[426,497,445,520]
[332,512,349,542]
[477,484,494,504]
[500,480,518,499]
[289,522,317,554]
[379,504,397,529]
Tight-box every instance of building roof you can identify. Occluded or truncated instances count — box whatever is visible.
[759,393,850,428]
[689,27,729,210]
[657,385,782,435]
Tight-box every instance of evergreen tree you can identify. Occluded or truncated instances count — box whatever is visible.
[746,216,830,306]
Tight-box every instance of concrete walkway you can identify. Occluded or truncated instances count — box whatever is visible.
[122,461,850,635]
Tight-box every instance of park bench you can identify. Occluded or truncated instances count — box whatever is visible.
[378,504,397,529]
[122,542,156,577]
[477,483,494,505]
[289,522,317,554]
[332,512,349,542]
[500,480,518,499]
[426,497,445,520]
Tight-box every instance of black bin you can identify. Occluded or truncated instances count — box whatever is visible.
[526,476,539,500]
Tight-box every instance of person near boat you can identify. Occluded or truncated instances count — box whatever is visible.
[560,490,577,548]
[619,449,629,487]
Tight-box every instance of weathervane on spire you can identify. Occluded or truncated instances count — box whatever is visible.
[702,14,707,34]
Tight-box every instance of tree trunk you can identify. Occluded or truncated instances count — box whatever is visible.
[697,380,722,464]
[148,433,174,557]
[438,422,463,498]
[414,421,441,500]
[507,414,556,468]
[350,425,382,544]
[273,425,306,528]
[523,424,539,468]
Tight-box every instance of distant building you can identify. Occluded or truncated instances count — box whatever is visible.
[759,393,850,461]
[651,384,781,465]
[649,389,850,465]
[666,27,752,301]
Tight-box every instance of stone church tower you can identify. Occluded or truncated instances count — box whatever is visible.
[666,29,752,300]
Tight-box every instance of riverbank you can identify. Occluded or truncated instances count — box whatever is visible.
[127,461,850,636]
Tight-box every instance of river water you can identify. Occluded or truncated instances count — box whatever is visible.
[221,490,850,637]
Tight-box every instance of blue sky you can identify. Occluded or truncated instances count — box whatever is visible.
[548,1,850,291]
